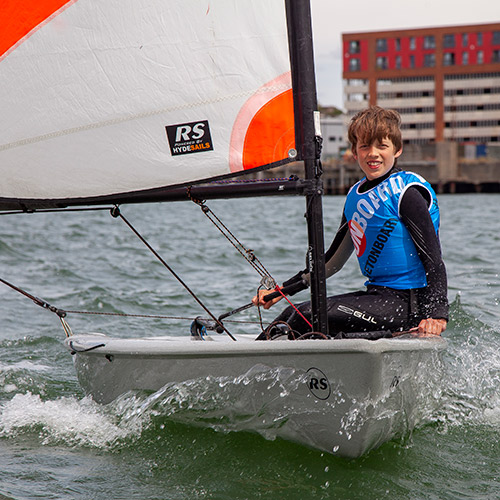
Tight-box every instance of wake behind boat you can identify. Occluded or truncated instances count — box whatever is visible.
[0,0,447,457]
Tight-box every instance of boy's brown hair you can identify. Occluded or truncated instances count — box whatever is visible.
[347,106,402,153]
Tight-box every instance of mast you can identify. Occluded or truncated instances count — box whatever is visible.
[285,0,329,334]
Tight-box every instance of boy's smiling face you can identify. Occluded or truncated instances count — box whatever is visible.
[352,136,402,181]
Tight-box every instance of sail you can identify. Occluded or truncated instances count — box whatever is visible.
[0,0,297,209]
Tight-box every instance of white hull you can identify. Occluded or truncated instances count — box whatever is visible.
[65,333,446,458]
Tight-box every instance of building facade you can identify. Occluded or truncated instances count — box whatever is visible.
[342,23,500,146]
[320,116,346,158]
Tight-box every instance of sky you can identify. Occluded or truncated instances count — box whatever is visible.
[309,0,500,109]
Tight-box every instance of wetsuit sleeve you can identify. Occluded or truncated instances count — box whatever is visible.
[324,215,355,278]
[281,214,354,296]
[400,186,449,320]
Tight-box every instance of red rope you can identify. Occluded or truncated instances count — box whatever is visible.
[273,285,313,330]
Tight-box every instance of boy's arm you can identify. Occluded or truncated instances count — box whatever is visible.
[253,215,353,308]
[281,214,354,295]
[399,187,449,321]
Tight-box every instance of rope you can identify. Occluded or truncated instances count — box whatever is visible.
[272,285,313,330]
[62,308,261,325]
[207,175,298,184]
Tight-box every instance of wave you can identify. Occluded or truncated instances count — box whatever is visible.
[428,294,500,431]
[0,290,498,456]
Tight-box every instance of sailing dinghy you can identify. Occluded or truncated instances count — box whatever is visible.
[0,0,445,457]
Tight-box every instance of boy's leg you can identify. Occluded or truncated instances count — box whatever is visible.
[270,287,412,335]
[326,287,411,334]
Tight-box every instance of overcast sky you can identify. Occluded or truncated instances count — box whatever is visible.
[310,0,500,108]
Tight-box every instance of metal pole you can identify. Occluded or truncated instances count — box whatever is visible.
[285,0,329,334]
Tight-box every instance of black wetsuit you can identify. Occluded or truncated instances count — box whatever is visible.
[273,168,448,336]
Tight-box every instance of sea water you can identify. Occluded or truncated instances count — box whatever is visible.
[0,194,498,499]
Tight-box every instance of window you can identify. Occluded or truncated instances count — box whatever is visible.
[477,50,484,64]
[493,50,500,63]
[443,34,455,48]
[423,53,435,67]
[423,35,435,49]
[376,38,388,52]
[409,37,416,50]
[347,79,368,85]
[395,55,402,69]
[348,92,366,102]
[443,52,455,66]
[493,31,500,45]
[477,32,483,46]
[349,40,360,54]
[376,56,388,69]
[349,58,361,71]
[395,38,401,51]
[409,54,415,68]
[462,52,469,65]
[462,33,468,48]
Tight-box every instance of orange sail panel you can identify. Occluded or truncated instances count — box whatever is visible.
[0,0,76,60]
[229,72,295,173]
[242,89,295,170]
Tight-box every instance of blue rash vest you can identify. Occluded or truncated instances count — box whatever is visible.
[344,170,440,289]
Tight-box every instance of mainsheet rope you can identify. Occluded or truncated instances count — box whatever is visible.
[271,285,313,329]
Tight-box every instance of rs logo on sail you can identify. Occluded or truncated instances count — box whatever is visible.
[166,120,214,156]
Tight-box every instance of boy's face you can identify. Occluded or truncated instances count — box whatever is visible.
[352,137,402,181]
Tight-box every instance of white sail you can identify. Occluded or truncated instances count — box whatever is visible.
[0,0,296,205]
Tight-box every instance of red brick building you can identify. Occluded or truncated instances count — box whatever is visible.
[342,23,500,145]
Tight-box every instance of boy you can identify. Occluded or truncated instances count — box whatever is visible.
[253,106,448,337]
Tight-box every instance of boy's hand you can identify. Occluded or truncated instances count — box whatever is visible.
[252,290,283,309]
[416,318,447,336]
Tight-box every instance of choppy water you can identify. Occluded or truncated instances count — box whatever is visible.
[0,194,498,499]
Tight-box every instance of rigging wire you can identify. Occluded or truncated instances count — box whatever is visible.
[110,205,237,341]
[0,276,73,337]
[187,188,276,287]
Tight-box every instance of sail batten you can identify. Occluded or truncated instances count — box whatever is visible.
[0,0,299,207]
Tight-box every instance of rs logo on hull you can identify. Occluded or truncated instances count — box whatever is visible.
[307,367,331,400]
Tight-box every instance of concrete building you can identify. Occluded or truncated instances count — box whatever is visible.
[342,23,500,148]
[319,116,346,159]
